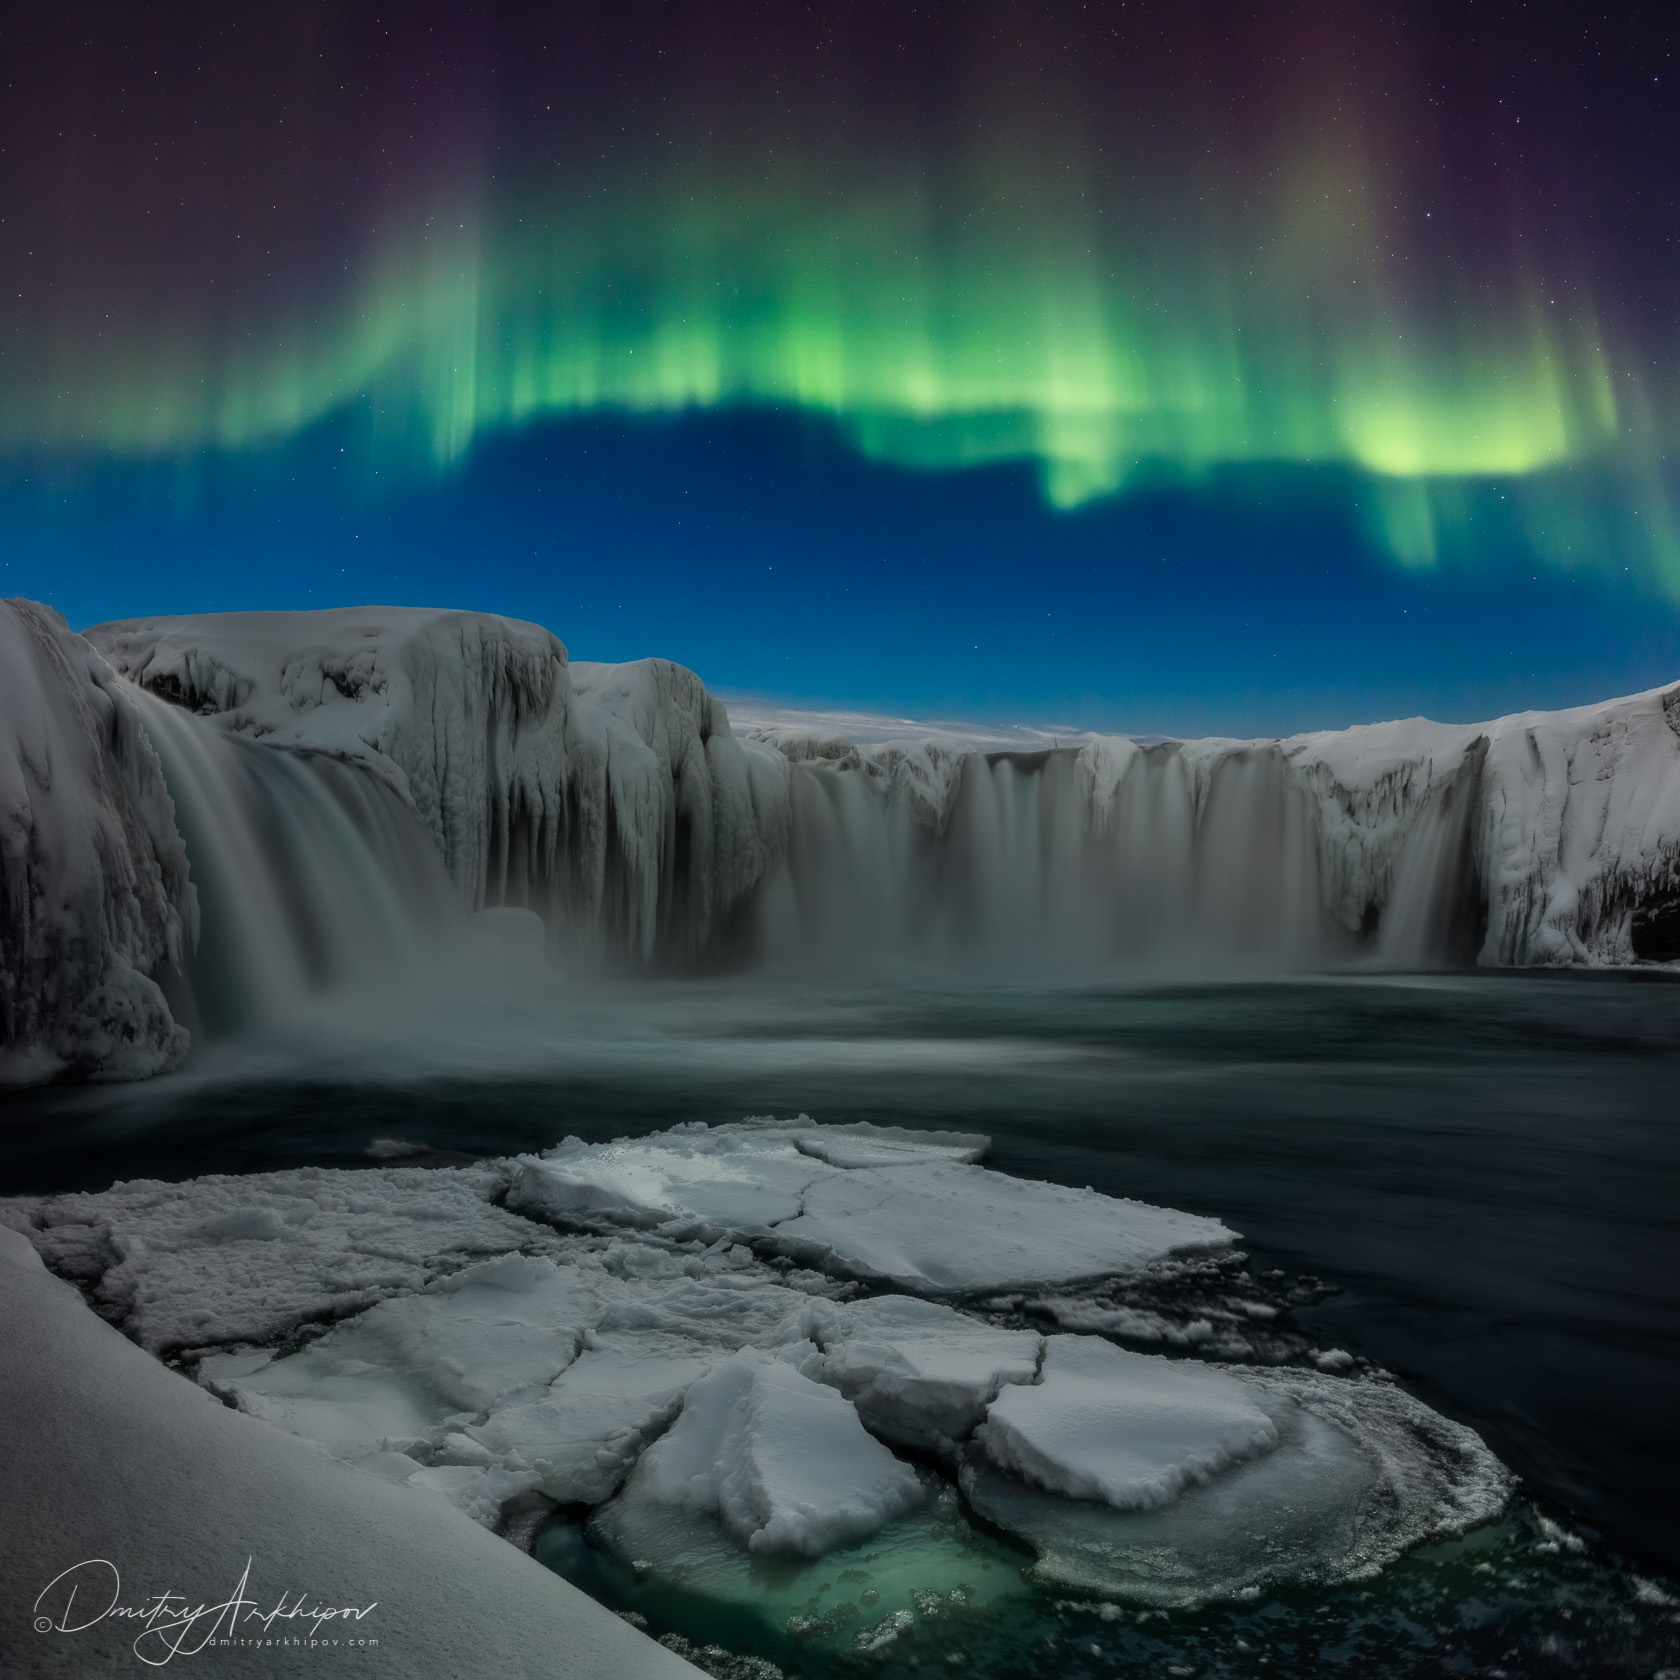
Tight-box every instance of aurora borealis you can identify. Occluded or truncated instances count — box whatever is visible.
[3,1,1677,725]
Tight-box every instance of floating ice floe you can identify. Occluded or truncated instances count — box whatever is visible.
[1,1117,1513,1637]
[963,1361,1512,1608]
[614,1350,926,1557]
[796,1293,1042,1456]
[510,1118,1233,1292]
[975,1336,1281,1510]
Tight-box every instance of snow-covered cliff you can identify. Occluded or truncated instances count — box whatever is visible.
[747,683,1680,967]
[0,601,193,1082]
[86,609,790,962]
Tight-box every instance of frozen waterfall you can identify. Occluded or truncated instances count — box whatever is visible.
[5,599,1680,1083]
[128,688,458,1039]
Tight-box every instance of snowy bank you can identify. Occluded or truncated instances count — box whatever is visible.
[0,1223,702,1678]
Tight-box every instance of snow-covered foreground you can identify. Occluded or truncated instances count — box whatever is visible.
[6,598,1680,1081]
[1,1119,1512,1672]
[0,1223,702,1678]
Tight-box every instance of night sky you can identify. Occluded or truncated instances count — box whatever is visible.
[2,1,1676,734]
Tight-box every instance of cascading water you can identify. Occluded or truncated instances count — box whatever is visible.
[755,741,1480,972]
[129,688,460,1038]
[132,684,1487,1024]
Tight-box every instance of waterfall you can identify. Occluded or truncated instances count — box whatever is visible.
[132,694,1485,1012]
[755,741,1479,972]
[130,689,460,1038]
[8,601,1675,1086]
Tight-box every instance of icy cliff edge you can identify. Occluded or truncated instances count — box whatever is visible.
[0,600,192,1083]
[86,607,790,961]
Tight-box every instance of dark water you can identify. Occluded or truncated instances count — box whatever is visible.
[6,971,1680,1672]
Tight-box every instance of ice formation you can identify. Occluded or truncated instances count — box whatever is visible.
[797,1293,1042,1455]
[86,609,789,962]
[974,1336,1281,1510]
[507,1119,1232,1290]
[616,1352,926,1556]
[962,1364,1511,1608]
[0,600,192,1082]
[1,1117,1512,1643]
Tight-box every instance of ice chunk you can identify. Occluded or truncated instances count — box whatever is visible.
[784,1121,988,1169]
[9,1161,549,1353]
[620,1353,925,1556]
[469,1341,717,1505]
[205,1253,604,1462]
[975,1337,1279,1509]
[510,1120,1232,1293]
[511,1125,823,1233]
[773,1163,1233,1293]
[509,1119,990,1239]
[962,1365,1512,1607]
[798,1294,1041,1454]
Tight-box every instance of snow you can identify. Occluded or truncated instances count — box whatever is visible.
[0,1223,701,1679]
[611,1351,926,1556]
[974,1336,1280,1509]
[510,1119,1232,1291]
[0,599,193,1082]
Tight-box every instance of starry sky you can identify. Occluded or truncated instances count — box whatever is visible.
[2,0,1676,735]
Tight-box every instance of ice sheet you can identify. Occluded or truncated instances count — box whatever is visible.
[510,1120,1233,1290]
[774,1163,1232,1292]
[975,1336,1279,1509]
[962,1365,1513,1607]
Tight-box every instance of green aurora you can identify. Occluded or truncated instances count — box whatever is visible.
[3,0,1675,582]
